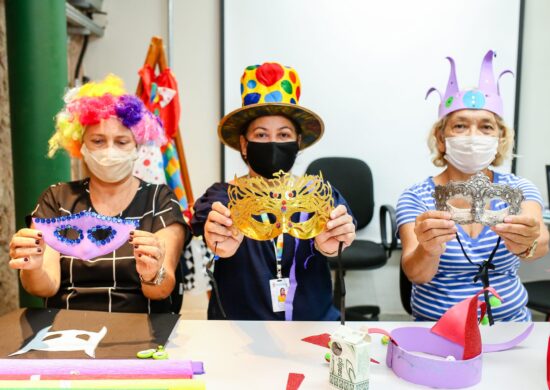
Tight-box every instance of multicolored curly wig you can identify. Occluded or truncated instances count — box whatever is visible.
[48,74,167,158]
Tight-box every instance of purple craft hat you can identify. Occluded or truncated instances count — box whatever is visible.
[426,50,514,118]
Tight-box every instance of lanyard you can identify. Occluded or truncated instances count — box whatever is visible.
[455,233,501,325]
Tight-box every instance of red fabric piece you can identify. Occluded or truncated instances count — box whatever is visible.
[301,333,331,348]
[286,373,305,390]
[431,287,501,360]
[138,64,181,140]
[546,336,549,390]
[255,62,284,86]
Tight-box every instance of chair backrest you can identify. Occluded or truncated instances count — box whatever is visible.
[306,157,374,230]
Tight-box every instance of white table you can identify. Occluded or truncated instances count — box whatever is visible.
[166,320,549,389]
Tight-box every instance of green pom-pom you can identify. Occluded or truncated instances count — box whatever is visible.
[324,352,331,362]
[381,335,390,345]
[489,296,502,308]
[480,316,489,326]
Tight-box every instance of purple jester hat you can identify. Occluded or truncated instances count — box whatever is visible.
[33,211,139,260]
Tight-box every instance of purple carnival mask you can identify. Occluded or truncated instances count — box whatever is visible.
[33,211,139,260]
[426,50,514,118]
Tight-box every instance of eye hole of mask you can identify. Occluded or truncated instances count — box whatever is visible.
[87,225,116,245]
[446,194,473,210]
[76,334,91,341]
[43,334,62,342]
[251,213,277,224]
[289,211,315,223]
[54,225,84,244]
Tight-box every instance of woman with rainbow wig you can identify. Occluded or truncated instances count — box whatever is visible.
[8,75,188,313]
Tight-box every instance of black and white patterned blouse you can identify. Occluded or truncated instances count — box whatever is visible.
[30,178,186,313]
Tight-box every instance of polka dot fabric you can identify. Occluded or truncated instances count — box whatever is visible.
[133,144,166,185]
[218,62,324,151]
[240,63,301,105]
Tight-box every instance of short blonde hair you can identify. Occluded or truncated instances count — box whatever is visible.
[427,113,515,167]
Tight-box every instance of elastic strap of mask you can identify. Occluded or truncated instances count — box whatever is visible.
[456,233,501,325]
[336,241,345,325]
[206,242,227,319]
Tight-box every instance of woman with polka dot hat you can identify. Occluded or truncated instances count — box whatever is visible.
[191,62,356,320]
[396,51,549,322]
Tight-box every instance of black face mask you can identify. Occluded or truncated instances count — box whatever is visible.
[245,141,299,179]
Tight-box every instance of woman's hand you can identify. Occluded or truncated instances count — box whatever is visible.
[491,215,539,256]
[314,205,356,256]
[8,228,45,270]
[414,211,457,256]
[130,230,165,282]
[204,201,244,258]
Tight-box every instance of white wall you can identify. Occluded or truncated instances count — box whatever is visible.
[83,0,549,315]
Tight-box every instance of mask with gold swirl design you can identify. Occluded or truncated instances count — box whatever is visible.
[228,171,333,240]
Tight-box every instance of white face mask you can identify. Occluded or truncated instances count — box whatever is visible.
[81,144,138,183]
[444,136,499,174]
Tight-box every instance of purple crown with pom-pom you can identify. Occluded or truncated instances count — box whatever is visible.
[426,50,514,118]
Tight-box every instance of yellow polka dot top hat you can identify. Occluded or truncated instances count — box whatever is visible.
[218,62,324,150]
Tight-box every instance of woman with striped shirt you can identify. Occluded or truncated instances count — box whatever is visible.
[396,51,549,321]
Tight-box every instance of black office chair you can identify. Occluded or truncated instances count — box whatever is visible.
[306,157,397,321]
[524,280,550,321]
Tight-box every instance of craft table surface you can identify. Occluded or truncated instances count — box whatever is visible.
[166,320,549,390]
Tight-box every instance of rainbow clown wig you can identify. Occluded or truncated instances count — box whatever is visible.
[48,74,166,158]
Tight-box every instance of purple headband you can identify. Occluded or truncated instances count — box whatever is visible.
[426,50,514,118]
[383,324,533,388]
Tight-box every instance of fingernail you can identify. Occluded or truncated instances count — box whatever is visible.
[35,239,40,245]
[129,231,135,236]
[37,248,42,253]
[24,258,29,262]
[129,237,133,243]
[37,232,43,238]
[134,245,138,249]
[138,254,142,257]
[503,217,512,223]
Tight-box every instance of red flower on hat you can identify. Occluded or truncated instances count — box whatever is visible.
[256,63,284,87]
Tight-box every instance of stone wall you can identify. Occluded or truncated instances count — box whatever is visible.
[0,0,20,315]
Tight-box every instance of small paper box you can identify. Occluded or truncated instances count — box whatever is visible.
[329,326,371,390]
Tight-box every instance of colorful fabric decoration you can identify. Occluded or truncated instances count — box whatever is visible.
[49,74,166,158]
[138,65,181,140]
[426,50,514,118]
[133,144,166,185]
[33,211,139,261]
[218,62,324,151]
[381,288,533,388]
[228,171,333,240]
[163,141,190,218]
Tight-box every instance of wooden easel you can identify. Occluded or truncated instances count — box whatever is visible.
[136,36,194,207]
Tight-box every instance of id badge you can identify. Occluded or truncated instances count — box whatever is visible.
[269,278,290,312]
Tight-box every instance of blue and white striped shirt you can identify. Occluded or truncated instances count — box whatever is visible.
[396,171,543,322]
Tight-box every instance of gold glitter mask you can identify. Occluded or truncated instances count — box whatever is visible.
[228,171,333,240]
